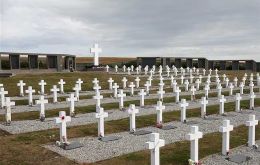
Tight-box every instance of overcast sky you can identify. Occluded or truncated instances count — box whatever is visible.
[1,0,260,60]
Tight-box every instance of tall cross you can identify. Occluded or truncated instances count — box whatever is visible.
[139,89,146,107]
[240,82,245,94]
[250,92,255,110]
[127,104,139,132]
[204,84,210,99]
[175,87,181,103]
[55,111,71,144]
[219,95,226,115]
[93,91,103,110]
[245,114,258,147]
[144,81,151,95]
[38,80,47,95]
[117,89,126,109]
[157,89,165,102]
[95,107,108,137]
[35,95,48,121]
[90,43,102,66]
[0,87,8,109]
[122,77,128,89]
[17,80,26,96]
[219,120,233,156]
[106,65,110,72]
[235,93,242,112]
[180,99,189,122]
[4,97,15,125]
[184,80,189,91]
[107,78,114,90]
[185,126,203,164]
[25,86,35,106]
[135,77,140,88]
[190,85,196,101]
[50,85,60,103]
[112,83,119,98]
[76,78,83,91]
[58,79,66,94]
[128,82,135,96]
[73,84,80,101]
[66,93,77,116]
[156,101,165,125]
[200,97,208,118]
[146,133,165,165]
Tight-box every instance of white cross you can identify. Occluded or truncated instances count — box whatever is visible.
[225,78,229,88]
[95,107,108,137]
[223,74,226,82]
[117,89,126,109]
[114,65,118,72]
[123,65,126,72]
[190,85,196,101]
[55,111,71,144]
[129,82,135,96]
[172,80,177,92]
[158,81,164,91]
[66,93,77,116]
[157,89,165,102]
[92,78,99,86]
[229,83,234,96]
[219,95,226,114]
[245,114,258,147]
[242,76,246,85]
[148,76,153,86]
[107,78,114,90]
[93,91,103,110]
[250,92,255,110]
[146,133,165,165]
[185,126,203,164]
[235,93,242,112]
[38,80,46,95]
[195,79,200,90]
[17,80,26,96]
[4,97,15,124]
[127,104,139,132]
[131,65,134,72]
[175,87,181,103]
[35,95,48,121]
[219,120,233,155]
[240,82,245,94]
[76,78,83,91]
[0,87,8,109]
[50,85,60,103]
[180,99,189,122]
[199,75,203,83]
[127,67,131,75]
[93,84,101,94]
[122,77,128,89]
[215,68,218,75]
[58,79,66,94]
[156,101,165,125]
[144,81,151,94]
[200,97,208,118]
[180,75,184,84]
[106,65,109,72]
[135,77,140,88]
[249,81,254,95]
[112,83,119,98]
[139,89,146,107]
[136,67,140,74]
[190,75,194,84]
[184,80,189,91]
[90,43,102,66]
[204,84,210,99]
[73,84,80,101]
[233,77,238,87]
[216,84,222,98]
[25,86,35,106]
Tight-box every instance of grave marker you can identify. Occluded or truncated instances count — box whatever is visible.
[219,120,233,155]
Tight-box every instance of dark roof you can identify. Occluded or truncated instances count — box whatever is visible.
[0,52,76,57]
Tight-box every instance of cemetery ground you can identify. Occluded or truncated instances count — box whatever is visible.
[0,70,259,165]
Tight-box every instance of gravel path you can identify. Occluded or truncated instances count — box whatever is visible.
[201,140,260,165]
[44,108,260,163]
[2,85,254,115]
[0,93,258,134]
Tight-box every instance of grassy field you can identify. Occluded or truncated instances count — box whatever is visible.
[0,70,258,165]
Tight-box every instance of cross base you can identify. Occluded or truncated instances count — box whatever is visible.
[204,116,220,121]
[185,120,199,125]
[5,121,11,126]
[40,116,45,122]
[130,130,152,136]
[98,136,121,142]
[70,112,76,117]
[161,125,177,130]
[57,141,83,150]
[226,154,251,164]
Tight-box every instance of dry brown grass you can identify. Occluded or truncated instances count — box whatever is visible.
[76,57,136,64]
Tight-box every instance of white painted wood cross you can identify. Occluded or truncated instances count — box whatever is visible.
[135,77,140,88]
[38,80,46,95]
[127,67,131,75]
[76,78,83,91]
[139,89,146,107]
[219,120,233,155]
[25,86,35,106]
[157,89,165,102]
[146,133,165,165]
[92,78,99,86]
[106,65,110,72]
[190,85,196,101]
[184,79,189,91]
[4,97,15,125]
[114,65,118,72]
[112,83,119,98]
[90,43,102,66]
[129,82,135,96]
[250,92,255,110]
[58,79,66,94]
[217,84,222,98]
[95,107,108,137]
[249,81,254,95]
[73,84,80,101]
[66,93,77,116]
[117,89,126,109]
[235,93,242,112]
[36,95,48,121]
[93,84,101,94]
[225,78,229,88]
[219,95,226,115]
[107,78,114,90]
[156,101,165,126]
[50,85,60,103]
[93,91,103,109]
[240,82,244,94]
[172,80,177,92]
[233,77,238,87]
[17,80,26,96]
[180,99,189,122]
[195,79,200,90]
[175,87,181,103]
[200,97,208,118]
[0,87,8,109]
[122,77,128,89]
[55,111,71,144]
[204,84,210,99]
[229,83,234,96]
[127,104,139,132]
[245,114,258,147]
[185,126,203,164]
[144,81,151,95]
